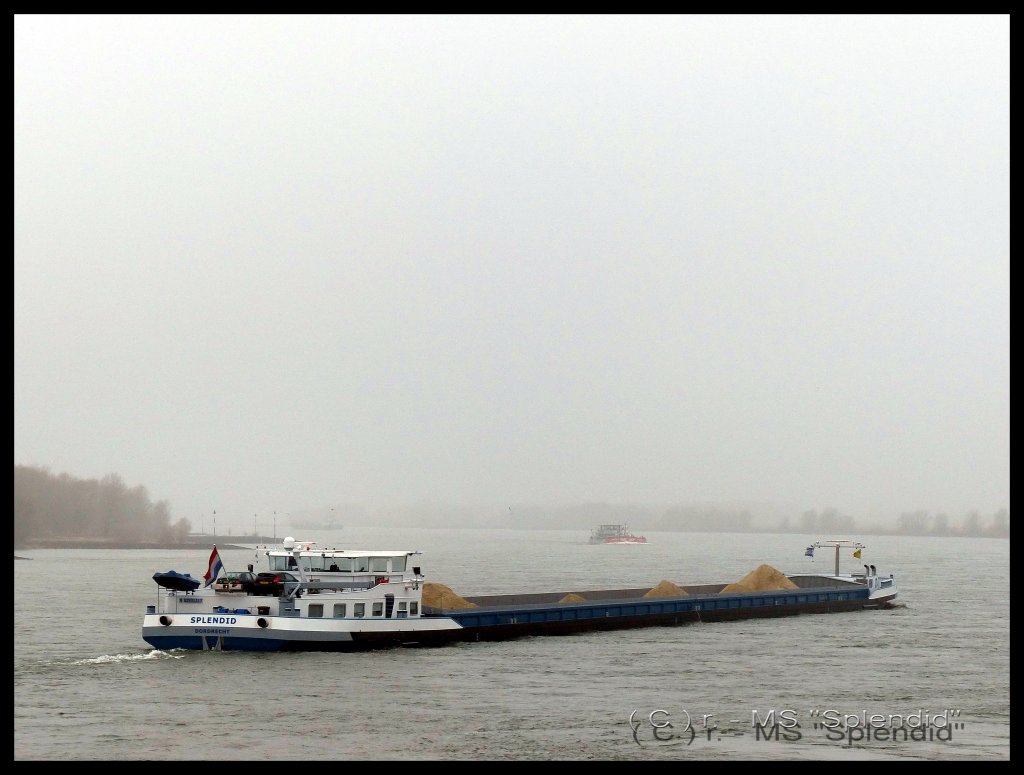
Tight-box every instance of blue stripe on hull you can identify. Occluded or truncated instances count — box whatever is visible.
[445,586,871,628]
[143,635,287,652]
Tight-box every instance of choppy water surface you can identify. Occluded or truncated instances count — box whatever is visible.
[14,529,1009,760]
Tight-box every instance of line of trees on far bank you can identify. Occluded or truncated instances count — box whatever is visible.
[777,507,1010,538]
[14,465,191,548]
[498,502,1009,537]
[660,505,1009,537]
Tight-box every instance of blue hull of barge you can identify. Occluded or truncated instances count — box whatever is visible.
[431,584,881,643]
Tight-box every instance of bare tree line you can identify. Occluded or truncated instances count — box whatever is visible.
[14,465,191,548]
[778,507,1010,538]
[501,503,1009,537]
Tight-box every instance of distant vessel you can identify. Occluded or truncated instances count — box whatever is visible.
[589,524,647,544]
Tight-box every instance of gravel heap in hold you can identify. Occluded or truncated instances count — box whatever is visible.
[643,580,689,597]
[559,593,587,603]
[422,582,477,609]
[720,564,799,594]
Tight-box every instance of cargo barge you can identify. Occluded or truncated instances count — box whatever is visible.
[142,538,897,652]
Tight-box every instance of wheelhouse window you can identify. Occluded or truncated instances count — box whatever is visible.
[391,556,407,572]
[352,557,369,573]
[305,556,327,572]
[370,557,389,573]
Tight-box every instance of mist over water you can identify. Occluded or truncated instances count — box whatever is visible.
[14,529,1008,760]
[14,15,1009,526]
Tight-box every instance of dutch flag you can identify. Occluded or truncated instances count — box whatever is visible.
[203,545,225,587]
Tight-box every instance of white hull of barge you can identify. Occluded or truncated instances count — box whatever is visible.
[142,606,463,651]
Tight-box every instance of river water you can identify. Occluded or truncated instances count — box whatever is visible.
[13,528,1009,760]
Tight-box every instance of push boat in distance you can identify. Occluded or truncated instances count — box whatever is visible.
[589,523,647,544]
[142,536,898,653]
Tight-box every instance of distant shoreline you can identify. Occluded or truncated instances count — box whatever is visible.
[14,536,278,551]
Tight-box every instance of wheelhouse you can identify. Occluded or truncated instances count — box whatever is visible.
[261,539,421,588]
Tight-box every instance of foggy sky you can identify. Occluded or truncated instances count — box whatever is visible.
[14,15,1009,530]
